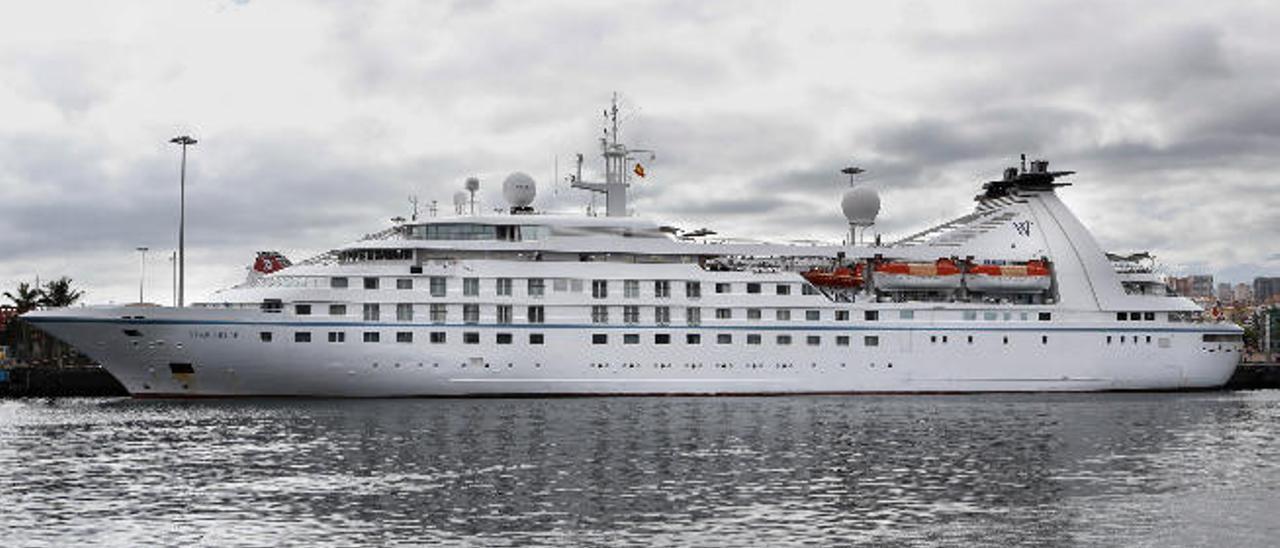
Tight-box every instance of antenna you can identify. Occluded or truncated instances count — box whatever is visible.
[465,177,480,215]
[408,195,420,222]
[429,200,438,218]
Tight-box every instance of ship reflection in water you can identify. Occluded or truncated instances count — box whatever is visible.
[3,393,1280,546]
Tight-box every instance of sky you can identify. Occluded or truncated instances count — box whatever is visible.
[2,0,1279,305]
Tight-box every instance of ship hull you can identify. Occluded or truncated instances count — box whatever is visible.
[24,306,1242,397]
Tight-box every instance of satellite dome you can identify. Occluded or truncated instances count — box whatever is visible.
[452,190,468,207]
[841,185,880,225]
[502,172,537,208]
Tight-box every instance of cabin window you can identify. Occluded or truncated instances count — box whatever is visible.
[331,277,349,289]
[623,306,640,324]
[747,308,762,320]
[1038,312,1052,321]
[530,333,544,345]
[1043,335,1049,344]
[259,332,272,342]
[655,333,671,345]
[747,334,762,345]
[528,306,545,324]
[836,336,850,346]
[963,311,977,321]
[931,335,937,343]
[295,304,312,316]
[592,305,609,324]
[592,280,609,298]
[776,309,792,321]
[430,332,446,343]
[294,332,311,343]
[623,280,639,298]
[496,278,513,296]
[836,310,850,321]
[429,277,447,297]
[363,332,380,343]
[864,335,879,347]
[429,304,447,323]
[715,308,732,320]
[592,334,608,345]
[805,310,820,321]
[777,335,792,345]
[329,304,346,316]
[717,334,732,344]
[715,283,731,294]
[624,334,640,345]
[396,278,413,290]
[1130,313,1142,322]
[686,333,702,345]
[1144,312,1155,321]
[1107,335,1113,344]
[899,310,914,320]
[747,283,761,294]
[654,280,671,298]
[496,333,512,345]
[463,278,479,296]
[686,282,702,299]
[686,307,701,326]
[396,303,413,322]
[496,305,513,324]
[864,310,879,321]
[655,306,671,325]
[984,311,998,321]
[363,277,379,290]
[967,335,974,344]
[776,284,791,295]
[1003,336,1009,345]
[802,285,819,295]
[328,332,345,343]
[362,303,380,322]
[464,332,479,344]
[1117,312,1128,321]
[463,304,480,324]
[528,278,545,297]
[396,332,413,343]
[261,299,283,313]
[807,336,821,346]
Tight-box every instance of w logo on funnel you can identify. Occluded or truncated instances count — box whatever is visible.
[1013,220,1032,237]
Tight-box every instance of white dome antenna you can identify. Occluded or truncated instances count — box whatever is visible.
[502,172,537,214]
[839,165,879,245]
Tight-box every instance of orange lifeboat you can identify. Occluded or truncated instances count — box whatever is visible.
[873,258,962,290]
[802,264,864,288]
[964,260,1052,292]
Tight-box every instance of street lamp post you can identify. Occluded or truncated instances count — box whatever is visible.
[169,135,197,307]
[136,246,149,304]
[168,251,177,307]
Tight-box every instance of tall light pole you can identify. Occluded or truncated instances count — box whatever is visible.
[169,251,177,307]
[136,246,149,304]
[170,135,197,307]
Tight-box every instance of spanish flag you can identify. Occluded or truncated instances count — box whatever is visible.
[633,162,646,178]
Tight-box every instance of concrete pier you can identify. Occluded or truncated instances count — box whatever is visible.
[0,366,127,398]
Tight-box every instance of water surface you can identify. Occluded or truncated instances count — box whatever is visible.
[2,392,1279,546]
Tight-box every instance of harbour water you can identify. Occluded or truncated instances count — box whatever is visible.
[3,392,1279,547]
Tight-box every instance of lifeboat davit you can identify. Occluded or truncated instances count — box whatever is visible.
[873,259,962,291]
[964,260,1052,293]
[802,264,863,288]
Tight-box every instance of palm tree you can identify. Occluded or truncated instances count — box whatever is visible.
[4,282,43,314]
[38,277,84,308]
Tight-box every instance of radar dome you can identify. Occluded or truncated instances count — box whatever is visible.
[502,172,537,208]
[841,185,880,225]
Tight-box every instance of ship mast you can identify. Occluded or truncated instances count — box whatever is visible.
[571,93,654,217]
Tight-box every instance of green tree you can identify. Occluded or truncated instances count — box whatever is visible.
[4,282,43,313]
[38,277,84,308]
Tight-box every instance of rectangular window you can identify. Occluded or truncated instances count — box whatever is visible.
[592,279,609,298]
[463,277,479,296]
[591,305,609,324]
[527,305,545,324]
[1130,313,1142,322]
[396,303,413,321]
[775,284,791,295]
[899,310,915,320]
[747,334,762,345]
[624,305,640,324]
[528,278,545,297]
[327,331,345,343]
[496,305,513,324]
[529,333,544,345]
[776,335,792,345]
[655,333,671,345]
[747,308,762,320]
[496,278,513,296]
[464,332,479,344]
[429,304,447,323]
[963,311,978,321]
[363,277,379,290]
[835,310,850,321]
[496,333,513,345]
[624,280,640,298]
[362,303,380,322]
[331,277,349,289]
[1144,312,1155,321]
[1117,312,1128,321]
[295,304,312,315]
[429,277,447,297]
[396,278,413,290]
[463,304,480,324]
[259,331,272,342]
[984,311,998,321]
[747,283,761,294]
[624,333,640,345]
[570,279,583,292]
[805,310,820,321]
[715,282,730,294]
[776,309,791,321]
[1038,312,1052,321]
[807,335,820,346]
[686,282,701,299]
[592,333,608,345]
[429,331,446,343]
[294,332,312,343]
[654,280,671,298]
[686,333,702,345]
[864,335,879,347]
[801,284,819,295]
[396,331,413,343]
[865,310,879,321]
[836,335,850,346]
[329,304,347,316]
[363,332,380,343]
[717,333,732,344]
[686,307,701,326]
[715,308,732,320]
[655,306,670,325]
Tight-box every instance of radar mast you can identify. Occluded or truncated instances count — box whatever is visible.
[571,93,654,217]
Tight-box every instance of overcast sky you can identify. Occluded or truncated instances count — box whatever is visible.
[2,0,1278,305]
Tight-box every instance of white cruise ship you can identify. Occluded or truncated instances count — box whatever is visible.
[25,102,1243,397]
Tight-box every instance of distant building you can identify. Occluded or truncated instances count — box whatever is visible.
[1235,283,1253,304]
[1217,283,1234,302]
[1166,275,1215,299]
[1260,306,1280,359]
[1255,277,1280,305]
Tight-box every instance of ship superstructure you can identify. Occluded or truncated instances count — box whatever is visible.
[24,101,1243,396]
